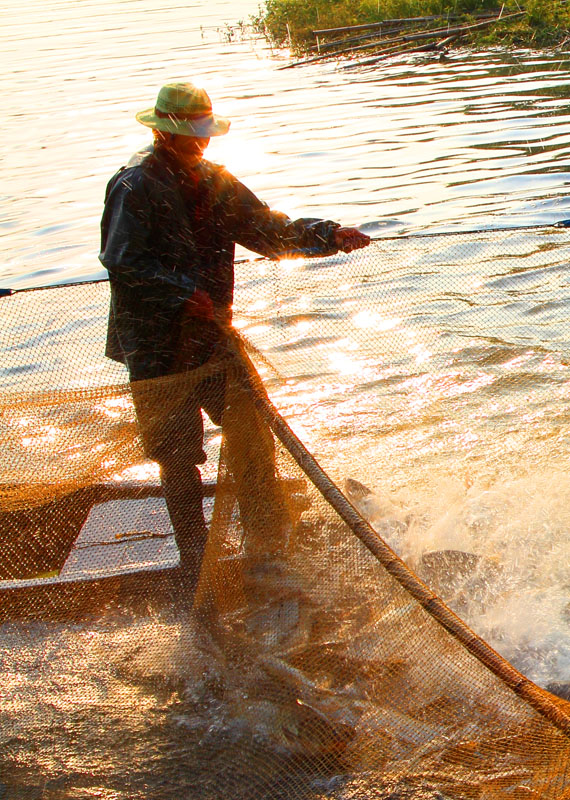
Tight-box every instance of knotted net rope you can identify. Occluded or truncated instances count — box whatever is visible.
[2,226,570,798]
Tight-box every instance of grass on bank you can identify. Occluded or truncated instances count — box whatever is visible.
[251,0,570,53]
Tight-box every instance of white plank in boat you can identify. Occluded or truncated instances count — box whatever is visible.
[61,496,179,580]
[0,495,215,589]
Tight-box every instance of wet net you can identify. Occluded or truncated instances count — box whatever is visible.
[2,226,570,799]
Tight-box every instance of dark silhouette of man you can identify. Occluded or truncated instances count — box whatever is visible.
[100,82,370,597]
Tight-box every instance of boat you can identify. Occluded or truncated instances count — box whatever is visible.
[0,480,216,622]
[0,473,308,622]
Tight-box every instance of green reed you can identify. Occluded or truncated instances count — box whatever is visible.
[251,0,570,53]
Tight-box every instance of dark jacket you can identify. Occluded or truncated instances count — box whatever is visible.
[99,147,341,380]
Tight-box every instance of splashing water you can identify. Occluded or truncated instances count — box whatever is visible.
[345,470,570,690]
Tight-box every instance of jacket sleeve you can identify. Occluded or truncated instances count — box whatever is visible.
[226,174,341,259]
[99,170,197,297]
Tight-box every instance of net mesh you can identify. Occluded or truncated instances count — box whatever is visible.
[2,227,570,798]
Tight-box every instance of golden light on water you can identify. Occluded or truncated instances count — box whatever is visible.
[401,369,497,413]
[112,462,160,482]
[239,324,272,337]
[22,425,58,448]
[447,372,495,398]
[94,396,133,420]
[352,310,401,332]
[537,354,563,373]
[521,408,544,424]
[286,415,315,449]
[327,348,362,376]
[409,342,432,365]
[455,429,479,448]
[502,352,533,371]
[209,135,272,177]
[120,132,149,154]
[278,257,306,272]
[248,299,270,312]
[295,319,313,334]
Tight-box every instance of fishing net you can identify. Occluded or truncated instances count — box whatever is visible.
[2,226,570,799]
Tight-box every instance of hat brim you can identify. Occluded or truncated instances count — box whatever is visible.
[136,108,230,137]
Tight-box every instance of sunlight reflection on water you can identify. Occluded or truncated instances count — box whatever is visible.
[3,3,570,796]
[4,1,570,290]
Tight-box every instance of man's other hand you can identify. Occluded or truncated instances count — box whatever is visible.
[184,288,215,320]
[334,228,371,253]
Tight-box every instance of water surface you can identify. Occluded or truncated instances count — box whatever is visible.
[4,0,570,289]
[3,2,570,796]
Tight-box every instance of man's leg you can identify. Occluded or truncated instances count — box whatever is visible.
[130,380,210,597]
[198,356,289,550]
[160,459,208,594]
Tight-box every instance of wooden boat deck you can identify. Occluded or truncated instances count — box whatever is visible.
[0,482,215,621]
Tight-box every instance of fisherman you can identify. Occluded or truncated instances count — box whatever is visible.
[99,81,370,597]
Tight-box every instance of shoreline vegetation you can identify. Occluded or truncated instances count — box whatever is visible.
[250,1,570,64]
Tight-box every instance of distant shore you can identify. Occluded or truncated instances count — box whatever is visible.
[251,1,570,56]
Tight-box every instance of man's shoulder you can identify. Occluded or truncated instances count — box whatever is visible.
[106,150,172,197]
[126,145,153,168]
[105,164,146,203]
[198,159,244,197]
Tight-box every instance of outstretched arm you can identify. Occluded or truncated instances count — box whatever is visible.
[227,174,370,258]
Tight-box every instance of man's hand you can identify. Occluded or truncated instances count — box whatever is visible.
[184,288,215,320]
[334,227,371,253]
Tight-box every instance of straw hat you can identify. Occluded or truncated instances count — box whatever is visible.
[136,82,230,137]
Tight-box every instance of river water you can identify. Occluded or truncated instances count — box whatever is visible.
[3,0,570,796]
[5,0,570,290]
